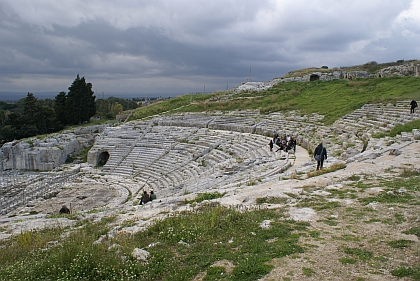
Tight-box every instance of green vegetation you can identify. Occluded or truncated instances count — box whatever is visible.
[0,206,307,281]
[392,266,420,280]
[184,192,226,204]
[130,76,420,125]
[65,145,93,164]
[403,227,420,237]
[306,163,346,178]
[388,239,414,249]
[256,197,288,205]
[302,267,315,277]
[373,119,420,139]
[343,247,373,261]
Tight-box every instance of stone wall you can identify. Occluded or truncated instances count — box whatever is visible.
[235,63,420,92]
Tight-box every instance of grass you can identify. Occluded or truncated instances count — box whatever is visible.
[343,247,373,261]
[388,239,414,249]
[129,76,420,126]
[256,197,288,205]
[0,206,307,281]
[403,227,420,237]
[306,163,346,178]
[373,119,420,139]
[184,192,226,204]
[392,266,420,280]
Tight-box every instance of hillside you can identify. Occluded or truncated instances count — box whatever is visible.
[130,76,420,125]
[1,67,420,280]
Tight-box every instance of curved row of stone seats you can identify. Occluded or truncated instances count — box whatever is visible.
[333,101,420,135]
[156,114,215,128]
[208,116,256,133]
[101,123,279,193]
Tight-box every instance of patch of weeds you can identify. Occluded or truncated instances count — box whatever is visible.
[391,266,420,280]
[347,174,361,182]
[312,201,341,211]
[388,239,414,249]
[358,190,414,205]
[398,168,420,178]
[205,266,227,280]
[343,247,373,261]
[394,213,406,224]
[364,218,381,224]
[284,192,299,199]
[347,181,371,190]
[403,226,420,237]
[247,179,257,186]
[339,257,357,264]
[309,231,320,239]
[327,188,357,199]
[131,206,304,280]
[381,218,393,225]
[47,213,78,220]
[119,219,137,230]
[178,139,189,144]
[87,208,106,214]
[332,234,360,242]
[185,192,226,204]
[256,197,288,205]
[295,195,328,209]
[302,186,317,193]
[318,218,338,226]
[306,163,346,178]
[302,267,315,277]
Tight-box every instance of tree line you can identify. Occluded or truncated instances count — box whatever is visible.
[0,75,139,144]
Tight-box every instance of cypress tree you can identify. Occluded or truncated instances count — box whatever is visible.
[54,91,67,125]
[65,75,96,125]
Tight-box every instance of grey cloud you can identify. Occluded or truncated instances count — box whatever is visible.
[0,0,419,96]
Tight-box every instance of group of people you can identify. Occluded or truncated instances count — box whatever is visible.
[269,133,296,153]
[58,190,157,214]
[139,190,156,205]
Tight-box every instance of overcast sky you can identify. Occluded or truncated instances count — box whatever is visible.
[0,0,419,99]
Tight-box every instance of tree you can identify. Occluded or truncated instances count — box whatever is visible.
[65,75,96,125]
[111,102,123,116]
[54,91,67,125]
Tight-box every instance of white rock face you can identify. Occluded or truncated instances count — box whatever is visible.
[0,125,106,171]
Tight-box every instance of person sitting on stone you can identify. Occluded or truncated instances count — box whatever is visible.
[139,191,150,205]
[59,205,70,214]
[150,190,157,201]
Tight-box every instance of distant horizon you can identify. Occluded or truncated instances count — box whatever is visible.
[0,91,200,102]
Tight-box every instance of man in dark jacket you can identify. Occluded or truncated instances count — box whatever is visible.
[410,100,418,114]
[139,191,150,205]
[314,142,327,170]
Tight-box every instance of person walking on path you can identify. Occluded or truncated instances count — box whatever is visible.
[314,142,327,170]
[268,140,274,151]
[410,100,418,114]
